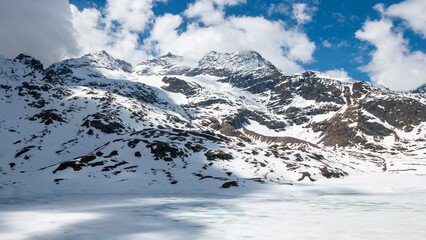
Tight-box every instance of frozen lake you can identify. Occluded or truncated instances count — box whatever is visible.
[1,175,426,240]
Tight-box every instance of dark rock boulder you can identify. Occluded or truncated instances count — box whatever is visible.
[352,81,372,98]
[205,150,233,161]
[43,70,64,85]
[147,141,184,161]
[81,113,125,134]
[53,155,97,173]
[161,77,199,96]
[221,181,238,188]
[29,109,67,125]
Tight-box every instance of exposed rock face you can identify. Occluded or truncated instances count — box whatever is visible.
[53,155,97,173]
[243,129,317,147]
[205,150,233,161]
[361,98,426,131]
[147,141,184,161]
[15,54,44,71]
[29,109,67,125]
[161,77,199,96]
[81,113,126,134]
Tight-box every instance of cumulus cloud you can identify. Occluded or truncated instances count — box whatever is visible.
[184,0,225,26]
[104,0,162,32]
[70,6,109,56]
[356,17,426,91]
[325,68,349,79]
[268,2,317,25]
[385,0,426,38]
[292,3,315,24]
[70,0,162,64]
[0,0,80,65]
[267,3,289,16]
[145,1,315,73]
[322,40,332,48]
[184,0,246,26]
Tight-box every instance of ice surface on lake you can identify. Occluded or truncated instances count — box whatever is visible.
[1,174,426,240]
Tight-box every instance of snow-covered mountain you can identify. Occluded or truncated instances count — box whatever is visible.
[135,52,192,76]
[411,83,426,94]
[0,50,425,194]
[187,50,282,78]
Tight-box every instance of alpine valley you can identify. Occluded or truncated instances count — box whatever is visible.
[0,50,425,194]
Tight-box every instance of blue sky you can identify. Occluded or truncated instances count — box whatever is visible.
[0,0,425,90]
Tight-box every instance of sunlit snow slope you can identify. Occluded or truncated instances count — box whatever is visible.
[0,51,425,193]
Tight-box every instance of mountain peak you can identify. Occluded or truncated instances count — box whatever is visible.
[86,50,113,60]
[135,52,192,76]
[14,53,44,71]
[298,70,356,85]
[202,50,265,62]
[189,50,281,78]
[163,52,179,58]
[155,52,185,62]
[50,50,132,73]
[83,50,132,72]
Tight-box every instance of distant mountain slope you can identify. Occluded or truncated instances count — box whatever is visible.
[411,84,426,94]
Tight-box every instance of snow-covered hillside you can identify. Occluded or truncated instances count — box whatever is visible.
[0,51,425,194]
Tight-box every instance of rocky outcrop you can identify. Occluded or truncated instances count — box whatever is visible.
[243,128,317,147]
[81,113,125,134]
[161,77,199,96]
[361,98,426,131]
[15,54,44,71]
[29,109,67,125]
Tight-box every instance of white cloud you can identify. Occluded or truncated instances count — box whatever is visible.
[104,0,161,32]
[0,0,80,65]
[332,12,346,24]
[268,1,317,25]
[70,6,109,55]
[325,68,349,79]
[145,11,315,73]
[212,0,246,5]
[322,40,332,48]
[373,3,385,15]
[337,40,350,48]
[292,3,313,24]
[385,0,426,38]
[267,3,289,16]
[184,0,246,26]
[184,0,225,26]
[70,0,161,64]
[356,17,426,91]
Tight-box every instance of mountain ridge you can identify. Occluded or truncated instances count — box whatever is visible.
[0,50,425,194]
